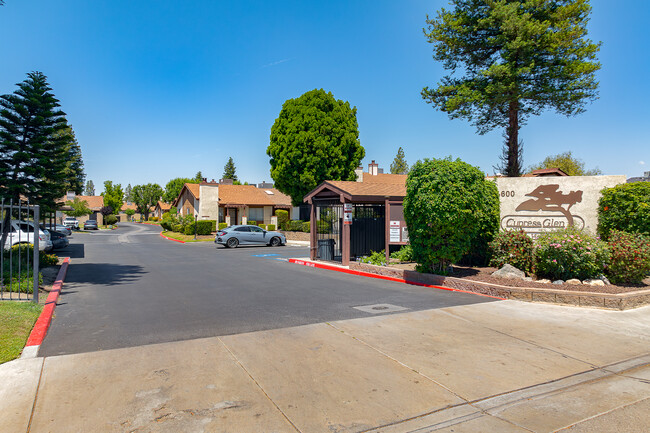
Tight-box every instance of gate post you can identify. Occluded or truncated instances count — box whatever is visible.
[309,202,316,260]
[342,201,350,266]
[32,205,40,303]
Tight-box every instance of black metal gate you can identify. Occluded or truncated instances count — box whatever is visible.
[314,201,342,262]
[350,204,385,259]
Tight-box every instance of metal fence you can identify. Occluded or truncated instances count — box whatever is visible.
[1,200,40,303]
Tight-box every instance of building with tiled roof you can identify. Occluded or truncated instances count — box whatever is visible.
[152,201,172,219]
[171,179,294,225]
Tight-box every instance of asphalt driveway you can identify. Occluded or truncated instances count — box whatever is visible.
[39,223,494,356]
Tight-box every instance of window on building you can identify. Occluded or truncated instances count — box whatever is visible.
[248,207,264,222]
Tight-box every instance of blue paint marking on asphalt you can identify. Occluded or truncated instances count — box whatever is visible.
[251,254,281,258]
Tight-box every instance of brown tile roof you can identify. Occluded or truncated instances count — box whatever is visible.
[218,185,274,206]
[324,180,406,199]
[121,203,138,211]
[523,168,569,177]
[156,201,172,211]
[186,183,200,198]
[261,188,292,208]
[60,195,104,210]
[361,173,408,184]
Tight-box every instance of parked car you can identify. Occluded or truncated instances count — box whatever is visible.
[49,230,69,250]
[45,224,72,236]
[215,225,286,248]
[83,220,98,230]
[63,217,79,229]
[1,220,52,251]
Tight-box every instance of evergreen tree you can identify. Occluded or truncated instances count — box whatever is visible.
[0,71,69,244]
[223,157,238,181]
[268,89,365,205]
[390,147,409,174]
[85,180,95,196]
[125,184,133,202]
[194,171,203,182]
[56,122,85,194]
[422,0,601,177]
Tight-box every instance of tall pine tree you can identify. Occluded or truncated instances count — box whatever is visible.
[422,0,601,176]
[223,157,238,181]
[390,147,409,174]
[0,72,69,244]
[85,180,95,196]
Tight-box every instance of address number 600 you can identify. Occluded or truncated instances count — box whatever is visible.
[500,191,515,197]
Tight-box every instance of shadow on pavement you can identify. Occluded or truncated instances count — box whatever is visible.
[55,243,84,259]
[66,263,146,287]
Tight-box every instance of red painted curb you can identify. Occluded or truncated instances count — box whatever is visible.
[159,232,185,243]
[26,257,70,347]
[288,258,505,300]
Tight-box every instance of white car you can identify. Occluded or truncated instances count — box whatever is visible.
[1,220,52,251]
[63,217,79,229]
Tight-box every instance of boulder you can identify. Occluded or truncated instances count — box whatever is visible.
[523,276,533,282]
[566,279,582,285]
[537,279,551,284]
[584,279,605,286]
[553,280,564,285]
[492,264,526,280]
[598,275,611,285]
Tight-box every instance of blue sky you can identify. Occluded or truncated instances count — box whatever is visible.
[1,1,648,193]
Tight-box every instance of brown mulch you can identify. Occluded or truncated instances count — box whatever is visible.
[390,263,649,294]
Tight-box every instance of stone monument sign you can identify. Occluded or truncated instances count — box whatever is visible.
[495,175,626,238]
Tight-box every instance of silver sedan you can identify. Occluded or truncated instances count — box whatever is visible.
[215,225,286,248]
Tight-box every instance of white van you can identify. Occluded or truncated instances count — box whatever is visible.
[1,220,53,251]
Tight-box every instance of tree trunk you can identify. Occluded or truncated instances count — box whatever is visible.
[505,100,522,177]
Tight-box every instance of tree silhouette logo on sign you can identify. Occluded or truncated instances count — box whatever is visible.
[501,184,585,236]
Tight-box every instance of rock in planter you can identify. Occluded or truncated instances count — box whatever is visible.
[598,275,611,285]
[553,280,564,285]
[523,276,533,282]
[492,264,526,280]
[584,279,605,286]
[537,279,551,284]
[566,279,582,285]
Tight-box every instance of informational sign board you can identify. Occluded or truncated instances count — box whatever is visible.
[343,203,352,225]
[389,221,400,242]
[495,176,626,238]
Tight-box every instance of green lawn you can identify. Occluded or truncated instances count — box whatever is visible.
[161,231,214,242]
[0,301,43,364]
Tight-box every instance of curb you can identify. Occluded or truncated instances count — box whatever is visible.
[288,258,505,300]
[159,232,185,243]
[23,257,70,355]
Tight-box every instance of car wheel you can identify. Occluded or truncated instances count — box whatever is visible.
[270,237,281,247]
[226,238,239,248]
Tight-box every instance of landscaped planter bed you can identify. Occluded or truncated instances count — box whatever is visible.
[348,262,650,310]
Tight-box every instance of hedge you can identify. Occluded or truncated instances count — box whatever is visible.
[247,220,257,225]
[598,182,650,239]
[218,222,228,230]
[258,224,267,230]
[267,224,276,231]
[275,210,289,230]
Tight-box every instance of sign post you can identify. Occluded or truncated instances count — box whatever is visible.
[343,203,352,225]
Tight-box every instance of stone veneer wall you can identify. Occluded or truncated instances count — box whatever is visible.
[349,262,650,310]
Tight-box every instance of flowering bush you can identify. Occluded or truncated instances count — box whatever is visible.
[535,227,609,281]
[488,230,534,274]
[607,230,650,284]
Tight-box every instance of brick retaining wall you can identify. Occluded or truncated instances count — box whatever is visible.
[349,262,650,310]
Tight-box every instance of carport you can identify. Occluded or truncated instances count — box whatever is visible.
[304,180,407,266]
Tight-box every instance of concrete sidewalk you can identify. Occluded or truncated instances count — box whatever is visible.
[2,301,649,432]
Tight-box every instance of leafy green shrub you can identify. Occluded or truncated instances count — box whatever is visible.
[196,220,213,235]
[301,221,310,233]
[606,230,650,284]
[460,180,500,266]
[488,230,535,275]
[218,222,228,230]
[267,224,276,231]
[535,227,609,281]
[8,244,58,267]
[360,250,386,266]
[148,216,159,222]
[275,210,289,230]
[160,220,173,231]
[183,222,195,235]
[403,157,500,273]
[284,220,304,231]
[247,220,257,226]
[104,215,118,225]
[598,182,650,239]
[162,212,171,220]
[172,224,183,233]
[258,224,267,230]
[390,245,413,262]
